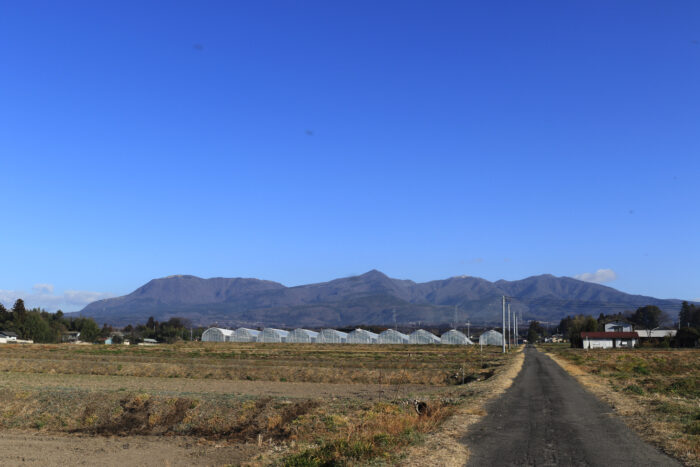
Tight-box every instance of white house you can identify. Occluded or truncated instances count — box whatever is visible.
[604,322,633,333]
[0,331,18,342]
[581,332,638,349]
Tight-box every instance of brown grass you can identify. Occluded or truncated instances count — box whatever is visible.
[0,343,504,385]
[541,345,700,467]
[0,342,518,466]
[401,346,526,467]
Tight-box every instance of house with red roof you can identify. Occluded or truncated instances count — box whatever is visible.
[580,331,638,349]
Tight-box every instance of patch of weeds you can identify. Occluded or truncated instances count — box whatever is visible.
[666,379,699,398]
[284,439,378,467]
[624,384,644,395]
[684,421,700,435]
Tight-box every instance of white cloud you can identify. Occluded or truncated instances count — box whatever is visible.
[32,283,54,294]
[0,284,113,312]
[574,268,618,284]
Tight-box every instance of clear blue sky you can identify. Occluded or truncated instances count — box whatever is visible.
[1,1,699,311]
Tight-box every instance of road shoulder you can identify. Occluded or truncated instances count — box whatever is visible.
[542,348,695,467]
[402,347,525,467]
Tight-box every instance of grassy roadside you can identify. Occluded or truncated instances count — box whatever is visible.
[397,345,526,467]
[540,344,700,467]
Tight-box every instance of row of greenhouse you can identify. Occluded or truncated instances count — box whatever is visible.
[202,327,504,345]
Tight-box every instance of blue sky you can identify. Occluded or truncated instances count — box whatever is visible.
[1,1,699,311]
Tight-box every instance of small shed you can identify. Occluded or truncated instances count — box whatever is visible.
[441,329,474,345]
[478,330,503,346]
[409,329,441,344]
[316,329,348,344]
[581,332,638,349]
[231,328,261,342]
[287,328,319,343]
[378,329,409,344]
[201,327,234,342]
[259,328,290,343]
[347,329,378,344]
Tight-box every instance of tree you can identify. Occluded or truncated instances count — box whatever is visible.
[629,305,662,330]
[21,311,54,343]
[679,302,700,329]
[563,315,598,348]
[0,303,10,325]
[73,317,100,342]
[527,321,544,343]
[12,299,27,323]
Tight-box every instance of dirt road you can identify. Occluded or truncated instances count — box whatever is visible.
[462,346,680,466]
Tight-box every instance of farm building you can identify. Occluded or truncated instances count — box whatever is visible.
[201,327,234,342]
[635,329,677,339]
[231,328,261,342]
[0,331,18,342]
[347,329,378,344]
[409,329,440,344]
[287,328,319,343]
[581,332,638,349]
[259,328,290,343]
[478,330,503,346]
[604,322,633,332]
[378,329,409,344]
[316,329,348,344]
[441,329,473,345]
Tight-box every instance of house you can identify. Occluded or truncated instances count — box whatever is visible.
[604,322,633,333]
[62,331,81,343]
[0,331,18,342]
[581,331,638,349]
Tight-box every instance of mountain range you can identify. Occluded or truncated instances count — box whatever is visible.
[74,270,689,328]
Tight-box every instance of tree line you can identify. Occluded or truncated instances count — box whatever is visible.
[0,299,204,344]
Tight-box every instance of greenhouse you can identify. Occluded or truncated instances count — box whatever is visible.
[287,328,319,343]
[440,329,473,345]
[378,329,409,344]
[201,327,234,342]
[316,329,348,344]
[347,328,378,344]
[259,328,290,343]
[231,327,261,342]
[478,329,503,346]
[409,329,440,344]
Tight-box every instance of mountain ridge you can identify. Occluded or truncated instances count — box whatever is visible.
[74,270,690,327]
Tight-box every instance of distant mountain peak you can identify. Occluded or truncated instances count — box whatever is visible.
[74,271,687,327]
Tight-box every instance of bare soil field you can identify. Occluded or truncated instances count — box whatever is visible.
[0,342,520,466]
[541,345,700,466]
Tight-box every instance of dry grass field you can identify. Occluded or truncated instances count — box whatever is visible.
[542,345,700,467]
[0,342,520,466]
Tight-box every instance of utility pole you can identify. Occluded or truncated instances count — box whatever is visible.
[514,312,517,346]
[467,320,470,340]
[502,296,506,353]
[507,301,511,350]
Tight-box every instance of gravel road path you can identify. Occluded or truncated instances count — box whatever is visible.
[462,346,680,466]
